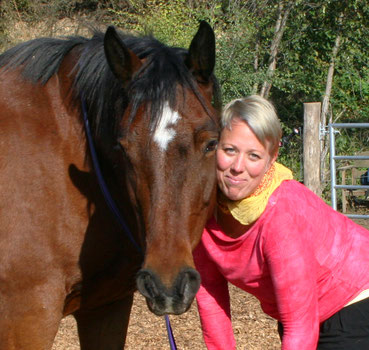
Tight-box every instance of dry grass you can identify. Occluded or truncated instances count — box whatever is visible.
[1,17,100,52]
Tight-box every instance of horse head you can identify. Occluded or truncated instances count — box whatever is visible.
[103,22,220,315]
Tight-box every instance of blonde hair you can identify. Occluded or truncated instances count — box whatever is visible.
[221,95,282,156]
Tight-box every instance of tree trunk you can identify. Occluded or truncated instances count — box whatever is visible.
[320,14,343,188]
[260,1,294,98]
[252,38,260,94]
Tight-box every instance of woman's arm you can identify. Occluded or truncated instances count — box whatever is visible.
[193,241,236,350]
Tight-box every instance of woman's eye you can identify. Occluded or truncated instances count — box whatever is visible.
[205,140,218,153]
[224,147,235,154]
[250,153,260,160]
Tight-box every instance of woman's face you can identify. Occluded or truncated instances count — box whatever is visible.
[216,118,277,201]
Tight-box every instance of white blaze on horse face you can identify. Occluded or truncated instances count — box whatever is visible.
[153,102,180,151]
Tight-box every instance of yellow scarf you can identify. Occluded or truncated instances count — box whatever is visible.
[218,162,293,225]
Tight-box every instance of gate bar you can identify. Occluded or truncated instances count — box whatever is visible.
[329,122,369,220]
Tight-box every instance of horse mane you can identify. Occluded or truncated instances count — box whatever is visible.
[0,28,221,140]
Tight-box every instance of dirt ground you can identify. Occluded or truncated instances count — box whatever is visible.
[53,218,368,350]
[53,285,280,350]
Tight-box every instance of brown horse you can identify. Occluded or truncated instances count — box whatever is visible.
[0,21,220,349]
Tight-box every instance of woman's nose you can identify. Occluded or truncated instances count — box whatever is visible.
[230,154,245,174]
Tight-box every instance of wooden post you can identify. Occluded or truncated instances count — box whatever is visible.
[303,102,321,196]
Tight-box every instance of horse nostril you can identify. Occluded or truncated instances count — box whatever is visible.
[177,269,201,297]
[179,272,189,296]
[136,270,160,299]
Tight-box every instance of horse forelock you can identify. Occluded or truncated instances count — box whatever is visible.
[125,45,195,125]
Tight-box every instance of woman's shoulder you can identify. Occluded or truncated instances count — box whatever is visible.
[267,179,348,227]
[264,179,338,226]
[268,179,306,206]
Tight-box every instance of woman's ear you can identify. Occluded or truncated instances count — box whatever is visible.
[272,150,279,163]
[267,150,278,171]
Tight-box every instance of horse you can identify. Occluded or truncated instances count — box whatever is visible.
[0,21,220,349]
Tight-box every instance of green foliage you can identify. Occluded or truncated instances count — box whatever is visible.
[109,0,206,47]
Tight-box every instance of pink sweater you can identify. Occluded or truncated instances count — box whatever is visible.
[193,180,369,350]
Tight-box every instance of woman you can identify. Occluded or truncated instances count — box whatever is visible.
[193,95,369,350]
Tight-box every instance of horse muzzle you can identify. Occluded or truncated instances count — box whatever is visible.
[136,267,201,316]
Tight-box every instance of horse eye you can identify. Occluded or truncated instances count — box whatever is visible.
[205,140,218,153]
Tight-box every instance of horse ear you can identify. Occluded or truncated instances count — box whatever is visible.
[104,26,142,83]
[185,21,215,83]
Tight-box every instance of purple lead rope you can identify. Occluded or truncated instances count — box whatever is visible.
[165,314,177,349]
[81,99,177,350]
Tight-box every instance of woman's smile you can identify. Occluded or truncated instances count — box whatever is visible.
[225,175,247,185]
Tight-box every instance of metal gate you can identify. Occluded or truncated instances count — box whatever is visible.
[329,122,369,219]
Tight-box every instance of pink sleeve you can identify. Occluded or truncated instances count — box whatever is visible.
[193,241,236,350]
[263,215,320,350]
